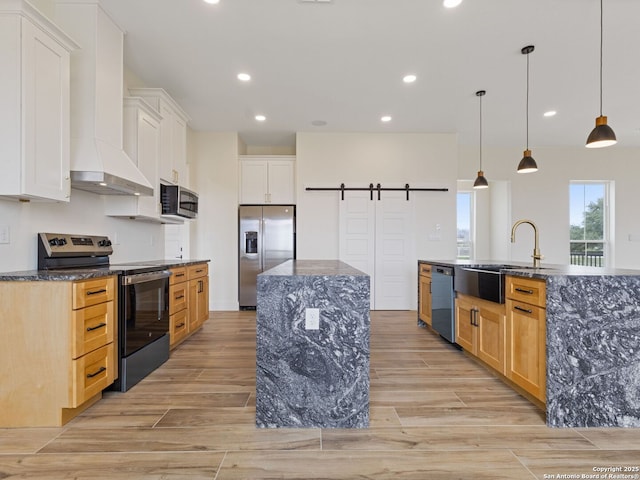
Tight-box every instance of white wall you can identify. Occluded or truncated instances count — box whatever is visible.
[295,133,459,303]
[458,145,640,268]
[0,191,164,271]
[188,132,239,310]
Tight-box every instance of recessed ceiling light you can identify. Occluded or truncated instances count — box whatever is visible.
[381,116,392,122]
[443,0,462,7]
[255,115,266,122]
[237,73,251,82]
[403,74,417,84]
[543,110,557,117]
[204,0,220,4]
[311,120,327,127]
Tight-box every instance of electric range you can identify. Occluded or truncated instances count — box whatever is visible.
[37,233,171,392]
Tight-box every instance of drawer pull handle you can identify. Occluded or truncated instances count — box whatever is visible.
[176,322,186,328]
[515,288,534,294]
[87,366,107,378]
[175,294,185,300]
[86,322,107,332]
[514,305,533,314]
[86,289,107,296]
[175,273,185,278]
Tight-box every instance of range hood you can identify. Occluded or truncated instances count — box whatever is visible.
[54,1,153,196]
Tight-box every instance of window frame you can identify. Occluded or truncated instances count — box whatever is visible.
[456,190,474,260]
[569,181,610,268]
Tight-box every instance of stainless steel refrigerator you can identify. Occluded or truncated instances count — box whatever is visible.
[239,205,295,309]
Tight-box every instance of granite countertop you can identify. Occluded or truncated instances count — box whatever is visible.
[0,259,210,282]
[260,259,368,277]
[418,259,640,279]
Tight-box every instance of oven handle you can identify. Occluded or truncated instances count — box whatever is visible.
[121,270,171,286]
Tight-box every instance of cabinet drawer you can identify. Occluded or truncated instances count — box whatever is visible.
[71,301,114,359]
[170,309,189,347]
[70,343,114,407]
[419,264,432,276]
[188,263,208,280]
[170,267,187,285]
[73,277,115,309]
[170,283,188,315]
[506,276,545,307]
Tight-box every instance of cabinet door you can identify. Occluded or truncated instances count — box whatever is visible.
[268,160,295,204]
[135,110,160,217]
[240,160,268,204]
[198,276,209,325]
[455,296,475,352]
[189,276,209,331]
[21,19,71,201]
[476,303,505,374]
[172,114,187,185]
[506,299,546,401]
[158,103,175,183]
[418,275,432,326]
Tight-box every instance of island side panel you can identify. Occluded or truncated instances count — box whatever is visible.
[546,275,640,427]
[256,273,370,428]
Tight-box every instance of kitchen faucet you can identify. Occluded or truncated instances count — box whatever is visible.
[511,219,543,268]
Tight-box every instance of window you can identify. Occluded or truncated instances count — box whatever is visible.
[569,182,609,267]
[457,192,472,259]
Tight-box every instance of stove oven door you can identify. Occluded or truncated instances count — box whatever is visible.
[120,271,170,357]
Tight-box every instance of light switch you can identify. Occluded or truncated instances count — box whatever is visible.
[305,308,320,330]
[0,225,9,244]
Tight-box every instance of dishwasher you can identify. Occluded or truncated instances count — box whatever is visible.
[431,265,455,343]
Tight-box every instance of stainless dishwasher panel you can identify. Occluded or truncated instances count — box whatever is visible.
[431,265,455,343]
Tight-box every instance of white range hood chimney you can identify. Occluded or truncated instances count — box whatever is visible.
[54,0,153,196]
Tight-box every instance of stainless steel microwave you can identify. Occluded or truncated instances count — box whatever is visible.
[160,184,198,219]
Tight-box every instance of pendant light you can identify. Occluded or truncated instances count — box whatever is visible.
[473,90,489,189]
[518,45,538,173]
[586,0,617,148]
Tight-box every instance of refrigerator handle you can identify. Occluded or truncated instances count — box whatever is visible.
[260,218,265,271]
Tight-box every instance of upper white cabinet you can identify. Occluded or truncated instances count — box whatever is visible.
[239,156,295,205]
[0,1,77,202]
[105,97,166,221]
[128,88,190,186]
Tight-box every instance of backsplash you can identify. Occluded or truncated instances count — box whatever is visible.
[0,189,164,272]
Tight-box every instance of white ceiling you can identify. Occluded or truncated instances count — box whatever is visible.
[98,0,640,148]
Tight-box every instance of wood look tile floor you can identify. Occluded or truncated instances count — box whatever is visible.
[2,311,639,479]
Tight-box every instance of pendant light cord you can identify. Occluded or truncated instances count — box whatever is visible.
[526,51,530,150]
[479,94,483,170]
[599,0,603,117]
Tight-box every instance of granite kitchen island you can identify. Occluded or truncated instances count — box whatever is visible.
[420,259,640,428]
[256,260,370,428]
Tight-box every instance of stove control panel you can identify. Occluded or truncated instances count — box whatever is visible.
[38,233,114,258]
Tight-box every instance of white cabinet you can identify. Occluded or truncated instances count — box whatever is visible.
[0,1,77,202]
[128,88,190,186]
[105,97,164,220]
[239,156,295,204]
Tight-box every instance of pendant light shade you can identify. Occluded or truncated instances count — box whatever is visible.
[518,45,538,174]
[586,116,616,148]
[473,90,489,189]
[586,0,616,148]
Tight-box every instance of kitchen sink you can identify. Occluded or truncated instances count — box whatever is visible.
[455,265,515,303]
[455,264,547,303]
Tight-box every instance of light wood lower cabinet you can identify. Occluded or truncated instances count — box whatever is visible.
[418,263,432,326]
[0,276,116,427]
[169,263,209,349]
[188,264,209,332]
[455,293,506,374]
[506,276,546,402]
